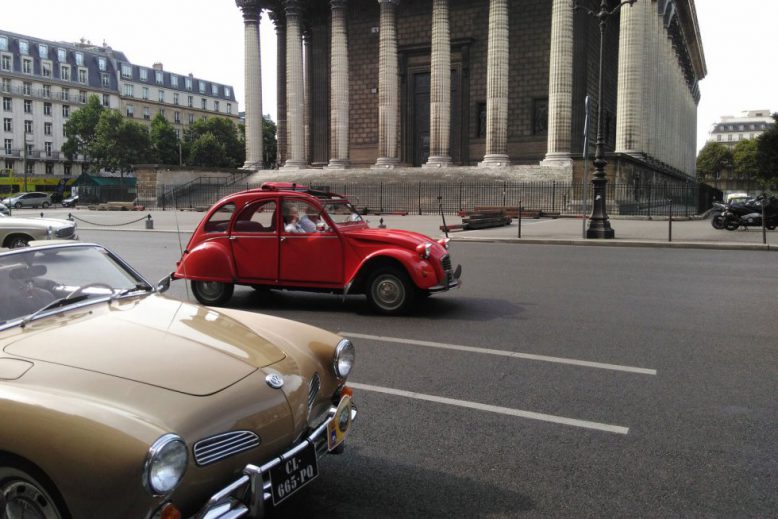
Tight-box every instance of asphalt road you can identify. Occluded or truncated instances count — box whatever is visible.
[81,229,778,518]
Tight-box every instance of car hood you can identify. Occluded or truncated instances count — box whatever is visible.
[2,295,286,396]
[0,216,73,229]
[341,227,437,249]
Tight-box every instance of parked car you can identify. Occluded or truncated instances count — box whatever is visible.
[0,202,8,215]
[0,240,356,518]
[174,182,463,314]
[61,194,79,207]
[1,192,52,209]
[0,213,78,248]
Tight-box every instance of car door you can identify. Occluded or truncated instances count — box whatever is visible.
[279,198,343,285]
[230,200,279,282]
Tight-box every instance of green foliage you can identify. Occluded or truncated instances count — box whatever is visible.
[732,139,758,179]
[755,114,778,188]
[62,95,104,164]
[183,117,244,168]
[150,113,180,165]
[262,115,277,168]
[90,110,153,173]
[696,142,732,180]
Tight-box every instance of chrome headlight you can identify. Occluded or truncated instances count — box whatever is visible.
[144,434,188,495]
[333,339,355,379]
[416,242,432,259]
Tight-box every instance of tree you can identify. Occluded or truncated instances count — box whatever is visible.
[62,95,104,167]
[90,110,153,174]
[149,113,180,165]
[755,113,778,189]
[188,133,227,167]
[696,142,733,182]
[262,115,277,168]
[732,139,758,180]
[183,117,244,168]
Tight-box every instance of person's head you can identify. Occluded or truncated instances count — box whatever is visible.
[284,205,299,223]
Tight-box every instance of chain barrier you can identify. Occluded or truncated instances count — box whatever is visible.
[67,213,151,227]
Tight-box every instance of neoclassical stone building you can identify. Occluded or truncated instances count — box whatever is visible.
[236,0,705,183]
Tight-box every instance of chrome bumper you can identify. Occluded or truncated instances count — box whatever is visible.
[428,264,462,292]
[192,400,357,519]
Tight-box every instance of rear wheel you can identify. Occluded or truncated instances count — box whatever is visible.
[191,280,234,306]
[41,202,50,209]
[366,267,415,315]
[4,235,31,248]
[724,218,740,231]
[0,466,65,519]
[14,202,22,209]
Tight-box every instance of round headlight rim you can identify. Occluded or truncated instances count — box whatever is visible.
[143,433,189,496]
[333,339,355,379]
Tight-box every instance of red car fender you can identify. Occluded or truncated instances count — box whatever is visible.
[175,239,235,283]
[347,248,438,291]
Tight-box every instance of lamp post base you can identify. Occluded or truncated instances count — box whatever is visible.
[586,220,615,239]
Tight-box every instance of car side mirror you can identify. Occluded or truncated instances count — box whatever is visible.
[316,221,329,232]
[156,274,172,293]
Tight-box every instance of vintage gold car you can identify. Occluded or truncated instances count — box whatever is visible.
[0,241,356,518]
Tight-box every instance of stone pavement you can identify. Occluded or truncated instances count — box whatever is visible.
[21,207,778,251]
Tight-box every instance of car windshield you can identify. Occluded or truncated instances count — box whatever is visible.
[321,200,365,226]
[0,244,150,326]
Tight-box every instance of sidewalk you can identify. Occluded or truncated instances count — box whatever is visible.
[25,207,778,251]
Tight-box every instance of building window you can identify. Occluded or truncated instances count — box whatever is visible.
[2,98,11,111]
[159,108,165,118]
[61,65,71,81]
[44,102,51,115]
[45,162,53,175]
[23,99,32,113]
[64,164,71,176]
[38,43,48,58]
[1,78,9,93]
[19,40,29,55]
[158,89,165,103]
[174,111,181,123]
[43,84,50,98]
[98,57,107,71]
[78,68,87,83]
[75,52,84,66]
[25,157,33,173]
[44,122,52,135]
[173,93,179,105]
[123,84,134,97]
[201,98,207,110]
[185,77,192,91]
[22,58,32,74]
[24,120,32,133]
[227,103,231,114]
[174,129,180,139]
[142,86,149,100]
[44,141,52,156]
[214,101,219,112]
[211,84,219,96]
[62,105,70,118]
[42,61,51,77]
[143,107,150,120]
[101,73,110,87]
[79,90,86,103]
[3,118,10,132]
[57,48,66,62]
[0,36,7,52]
[102,93,110,107]
[199,81,206,94]
[187,95,193,107]
[225,87,231,98]
[121,64,132,79]
[23,82,31,96]
[3,139,11,154]
[61,87,69,101]
[728,134,732,141]
[140,68,148,81]
[188,113,194,124]
[155,70,163,84]
[5,159,14,171]
[170,74,178,87]
[1,55,10,71]
[126,104,134,117]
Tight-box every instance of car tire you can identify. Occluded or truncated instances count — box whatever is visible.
[366,266,415,315]
[4,235,31,248]
[14,202,22,209]
[0,466,66,519]
[42,202,50,209]
[191,280,234,306]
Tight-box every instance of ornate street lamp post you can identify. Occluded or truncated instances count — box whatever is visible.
[573,0,637,239]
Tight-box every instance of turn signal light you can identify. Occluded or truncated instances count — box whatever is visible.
[437,238,450,249]
[160,503,181,519]
[341,386,354,398]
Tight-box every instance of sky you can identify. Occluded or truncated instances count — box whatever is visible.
[3,0,776,153]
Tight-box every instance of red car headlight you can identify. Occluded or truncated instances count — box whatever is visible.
[416,242,432,259]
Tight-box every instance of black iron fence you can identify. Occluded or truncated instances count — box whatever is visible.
[154,180,718,217]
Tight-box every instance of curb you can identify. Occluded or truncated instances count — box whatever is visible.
[450,236,774,251]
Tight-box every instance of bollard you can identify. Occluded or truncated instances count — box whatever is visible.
[378,217,386,229]
[68,213,73,221]
[40,212,44,218]
[145,214,154,229]
[668,199,672,242]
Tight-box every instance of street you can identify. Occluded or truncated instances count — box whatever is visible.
[82,228,778,518]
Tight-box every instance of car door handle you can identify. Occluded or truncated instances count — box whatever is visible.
[280,236,286,242]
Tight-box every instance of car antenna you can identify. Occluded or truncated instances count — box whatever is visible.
[170,185,191,300]
[437,195,449,238]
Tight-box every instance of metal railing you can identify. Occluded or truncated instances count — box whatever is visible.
[152,180,717,217]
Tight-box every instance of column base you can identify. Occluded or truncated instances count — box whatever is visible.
[478,154,511,168]
[422,156,453,168]
[372,157,401,169]
[586,219,615,239]
[325,159,351,170]
[540,153,573,167]
[241,161,264,171]
[281,160,308,170]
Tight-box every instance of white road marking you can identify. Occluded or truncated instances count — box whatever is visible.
[349,382,629,434]
[341,332,656,375]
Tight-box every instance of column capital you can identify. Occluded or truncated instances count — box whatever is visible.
[285,0,304,17]
[236,0,261,23]
[331,0,348,8]
[378,0,400,6]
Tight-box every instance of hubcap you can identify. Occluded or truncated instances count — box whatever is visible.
[198,282,223,299]
[374,276,403,309]
[1,481,59,519]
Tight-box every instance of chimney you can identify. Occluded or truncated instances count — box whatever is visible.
[153,62,164,71]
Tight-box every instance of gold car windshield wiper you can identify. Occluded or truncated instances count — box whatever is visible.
[108,283,154,302]
[20,294,90,328]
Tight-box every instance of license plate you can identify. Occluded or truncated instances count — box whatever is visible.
[269,442,319,505]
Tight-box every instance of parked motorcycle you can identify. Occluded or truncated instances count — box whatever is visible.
[721,195,778,231]
[710,201,727,230]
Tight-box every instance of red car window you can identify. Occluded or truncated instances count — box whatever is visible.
[203,202,236,233]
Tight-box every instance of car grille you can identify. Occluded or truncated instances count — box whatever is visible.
[55,226,76,239]
[308,373,321,411]
[441,254,452,272]
[193,431,261,467]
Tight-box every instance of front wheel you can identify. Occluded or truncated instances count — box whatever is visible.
[4,235,31,248]
[14,202,22,209]
[42,202,50,209]
[191,280,234,306]
[366,267,415,315]
[0,466,65,519]
[711,214,725,230]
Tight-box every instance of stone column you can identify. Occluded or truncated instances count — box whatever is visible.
[303,29,312,164]
[424,0,453,168]
[615,0,646,158]
[541,0,573,166]
[374,0,401,168]
[479,0,510,167]
[327,0,350,169]
[236,1,264,170]
[282,0,307,169]
[274,15,288,167]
